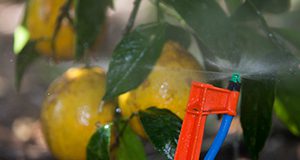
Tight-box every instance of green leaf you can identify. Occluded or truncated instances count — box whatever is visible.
[273,27,300,52]
[139,107,182,160]
[74,0,111,60]
[232,0,290,22]
[15,41,39,91]
[115,122,147,160]
[163,0,242,63]
[103,23,166,100]
[14,25,30,54]
[165,24,191,48]
[251,0,290,14]
[274,69,300,136]
[87,124,112,160]
[225,0,243,14]
[240,78,275,159]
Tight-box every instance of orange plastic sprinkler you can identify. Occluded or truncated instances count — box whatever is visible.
[174,73,241,160]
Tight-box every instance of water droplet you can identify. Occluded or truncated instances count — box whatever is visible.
[159,82,169,99]
[9,59,14,63]
[78,105,91,126]
[125,55,132,61]
[268,33,273,38]
[98,101,104,113]
[115,107,121,114]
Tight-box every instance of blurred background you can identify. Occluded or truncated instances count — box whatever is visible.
[1,0,300,159]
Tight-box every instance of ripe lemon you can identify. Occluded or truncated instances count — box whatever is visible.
[118,41,204,138]
[41,66,115,160]
[26,0,106,60]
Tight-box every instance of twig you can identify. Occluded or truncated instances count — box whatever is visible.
[156,0,162,22]
[51,0,74,59]
[110,112,137,151]
[123,0,142,35]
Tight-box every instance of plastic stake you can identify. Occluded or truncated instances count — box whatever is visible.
[174,81,240,160]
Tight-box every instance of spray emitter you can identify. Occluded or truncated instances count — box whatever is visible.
[174,73,241,160]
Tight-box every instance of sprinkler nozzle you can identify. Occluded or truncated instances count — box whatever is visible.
[231,73,241,83]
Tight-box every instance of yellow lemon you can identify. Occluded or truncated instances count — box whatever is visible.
[26,0,107,60]
[118,41,204,138]
[41,66,115,160]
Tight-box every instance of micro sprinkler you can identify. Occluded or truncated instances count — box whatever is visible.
[174,73,241,160]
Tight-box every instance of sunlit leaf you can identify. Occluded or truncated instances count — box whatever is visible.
[74,0,111,59]
[14,25,30,54]
[115,122,147,160]
[139,107,182,160]
[103,23,166,100]
[87,124,112,160]
[15,41,39,91]
[240,78,275,159]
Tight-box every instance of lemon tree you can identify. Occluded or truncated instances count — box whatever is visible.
[14,0,300,159]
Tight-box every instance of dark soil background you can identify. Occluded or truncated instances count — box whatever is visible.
[1,1,300,160]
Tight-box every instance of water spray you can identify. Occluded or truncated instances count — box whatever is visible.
[174,73,241,160]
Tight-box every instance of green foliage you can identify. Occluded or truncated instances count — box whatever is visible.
[74,0,112,60]
[115,122,147,160]
[240,78,276,159]
[165,24,191,48]
[139,107,182,160]
[15,0,300,159]
[163,0,240,64]
[250,0,290,14]
[15,41,40,91]
[87,124,112,160]
[275,69,300,136]
[103,23,166,100]
[273,27,300,52]
[86,121,146,160]
[14,25,30,54]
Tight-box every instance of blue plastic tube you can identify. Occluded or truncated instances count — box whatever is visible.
[204,114,233,160]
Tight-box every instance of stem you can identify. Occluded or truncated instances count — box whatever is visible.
[156,0,162,22]
[110,113,137,151]
[124,0,142,35]
[51,0,74,60]
[118,113,137,137]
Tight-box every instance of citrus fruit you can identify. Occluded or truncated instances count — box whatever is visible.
[26,0,106,60]
[41,66,115,160]
[118,41,204,138]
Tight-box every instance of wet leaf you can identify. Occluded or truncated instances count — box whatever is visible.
[74,0,111,60]
[240,78,275,159]
[115,122,146,160]
[274,68,300,136]
[139,107,182,160]
[273,27,300,52]
[224,0,243,14]
[87,124,112,160]
[103,23,166,100]
[232,0,290,22]
[15,41,39,91]
[163,0,245,66]
[251,0,290,14]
